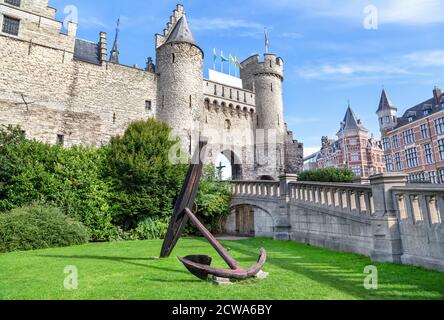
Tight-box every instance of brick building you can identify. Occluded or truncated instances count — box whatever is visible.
[377,87,444,183]
[304,106,385,177]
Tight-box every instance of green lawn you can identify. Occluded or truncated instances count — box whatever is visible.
[1,238,444,300]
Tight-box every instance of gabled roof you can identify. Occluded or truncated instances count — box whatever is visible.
[342,106,368,132]
[376,89,396,113]
[165,15,196,45]
[74,39,101,65]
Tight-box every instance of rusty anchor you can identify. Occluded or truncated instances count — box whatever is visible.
[160,140,267,281]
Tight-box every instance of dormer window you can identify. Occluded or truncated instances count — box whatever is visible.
[408,117,413,123]
[424,110,430,116]
[5,0,21,7]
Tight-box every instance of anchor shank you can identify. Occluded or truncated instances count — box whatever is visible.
[184,208,240,270]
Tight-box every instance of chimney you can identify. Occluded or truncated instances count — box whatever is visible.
[99,32,107,64]
[433,86,442,105]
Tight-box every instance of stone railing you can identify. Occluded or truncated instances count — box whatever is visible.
[289,181,374,216]
[229,173,444,272]
[231,180,280,198]
[391,185,444,225]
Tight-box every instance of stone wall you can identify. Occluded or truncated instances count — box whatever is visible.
[0,34,156,146]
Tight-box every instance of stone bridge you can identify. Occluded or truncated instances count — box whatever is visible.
[227,173,444,273]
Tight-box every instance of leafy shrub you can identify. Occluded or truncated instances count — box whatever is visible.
[298,168,355,183]
[0,128,116,241]
[0,204,89,253]
[193,165,232,233]
[131,217,169,240]
[105,119,187,230]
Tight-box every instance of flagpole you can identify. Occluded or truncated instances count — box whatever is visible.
[229,54,231,76]
[220,50,223,73]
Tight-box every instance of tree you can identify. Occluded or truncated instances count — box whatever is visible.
[105,119,187,229]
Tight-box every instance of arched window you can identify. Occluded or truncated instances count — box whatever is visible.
[225,119,231,130]
[172,53,176,63]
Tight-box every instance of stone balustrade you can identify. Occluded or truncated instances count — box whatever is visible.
[231,180,280,198]
[229,173,444,272]
[288,181,374,216]
[391,185,444,225]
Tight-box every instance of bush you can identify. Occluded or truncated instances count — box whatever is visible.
[0,204,89,253]
[105,119,187,230]
[193,165,232,233]
[131,217,169,240]
[0,128,116,241]
[298,168,355,183]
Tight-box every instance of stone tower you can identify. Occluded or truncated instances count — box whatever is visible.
[240,54,286,177]
[155,5,204,153]
[376,89,398,134]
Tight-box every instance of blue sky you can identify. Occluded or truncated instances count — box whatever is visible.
[50,0,444,156]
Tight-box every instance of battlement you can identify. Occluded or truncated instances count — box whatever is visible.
[240,53,284,81]
[155,4,185,48]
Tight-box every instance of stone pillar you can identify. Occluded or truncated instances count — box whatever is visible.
[99,32,107,64]
[274,174,298,240]
[369,173,407,263]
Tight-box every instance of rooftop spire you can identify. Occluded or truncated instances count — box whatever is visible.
[165,15,196,45]
[342,105,368,132]
[377,89,396,113]
[109,18,120,64]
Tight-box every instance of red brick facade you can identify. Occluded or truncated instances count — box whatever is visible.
[378,87,444,183]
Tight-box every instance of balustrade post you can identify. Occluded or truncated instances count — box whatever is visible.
[369,173,407,263]
[275,174,298,240]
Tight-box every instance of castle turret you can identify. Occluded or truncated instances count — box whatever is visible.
[376,89,398,133]
[241,53,286,177]
[155,5,204,153]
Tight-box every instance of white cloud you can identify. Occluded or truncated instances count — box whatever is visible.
[189,18,264,32]
[298,62,408,79]
[257,0,444,26]
[404,50,444,66]
[78,16,109,30]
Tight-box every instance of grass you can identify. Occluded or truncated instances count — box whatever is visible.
[1,238,444,300]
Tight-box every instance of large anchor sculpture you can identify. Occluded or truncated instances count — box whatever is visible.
[160,140,267,281]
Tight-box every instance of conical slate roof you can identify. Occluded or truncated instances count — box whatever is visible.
[165,15,196,45]
[377,89,396,113]
[342,106,368,132]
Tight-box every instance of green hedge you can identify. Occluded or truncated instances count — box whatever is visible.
[0,122,232,245]
[298,168,355,183]
[0,204,89,253]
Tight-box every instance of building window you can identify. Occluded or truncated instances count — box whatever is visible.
[351,153,359,161]
[392,135,400,148]
[405,147,419,168]
[352,166,361,176]
[439,168,444,184]
[439,139,444,161]
[145,100,152,111]
[394,152,402,171]
[172,53,175,63]
[56,134,64,146]
[428,171,437,184]
[382,138,390,151]
[403,129,415,145]
[384,155,394,172]
[424,144,434,164]
[5,0,21,7]
[225,119,231,130]
[408,117,413,123]
[420,124,429,139]
[380,118,383,125]
[2,16,20,36]
[408,172,425,183]
[435,117,444,135]
[424,144,433,164]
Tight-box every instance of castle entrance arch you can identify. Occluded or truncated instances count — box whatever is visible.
[215,150,243,180]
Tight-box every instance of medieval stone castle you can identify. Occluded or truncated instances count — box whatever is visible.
[0,1,303,179]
